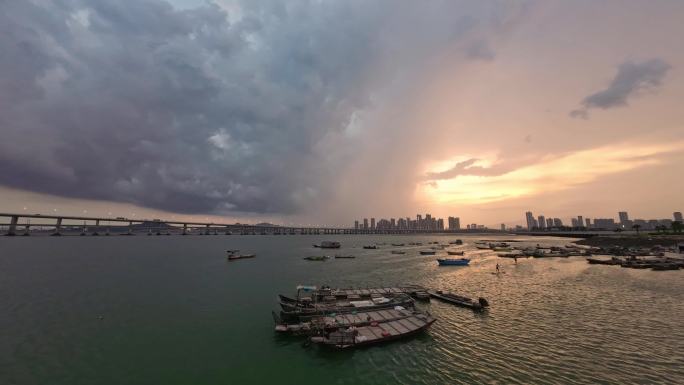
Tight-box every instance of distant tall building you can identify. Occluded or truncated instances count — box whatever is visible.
[577,216,583,228]
[500,223,506,231]
[538,215,546,229]
[437,218,444,231]
[571,218,579,227]
[525,211,536,230]
[546,218,554,228]
[585,218,591,228]
[619,211,629,224]
[390,218,396,228]
[448,216,461,230]
[674,212,683,222]
[370,218,375,230]
[363,218,368,229]
[354,220,359,230]
[553,218,563,227]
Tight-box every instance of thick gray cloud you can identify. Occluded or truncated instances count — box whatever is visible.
[424,158,517,180]
[571,58,671,119]
[0,0,523,215]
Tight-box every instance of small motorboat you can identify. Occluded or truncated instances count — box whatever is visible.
[437,258,470,266]
[227,250,256,261]
[449,239,463,245]
[363,245,377,249]
[304,255,331,261]
[314,241,341,249]
[334,255,356,259]
[391,243,405,247]
[429,290,488,311]
[419,250,436,255]
[391,250,406,255]
[447,250,464,256]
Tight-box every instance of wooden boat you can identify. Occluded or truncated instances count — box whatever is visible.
[419,250,436,255]
[447,250,464,256]
[273,307,417,334]
[363,245,377,249]
[449,240,463,245]
[303,255,330,261]
[586,257,622,265]
[309,312,435,349]
[391,250,406,255]
[391,243,405,246]
[437,258,470,266]
[475,242,490,249]
[226,250,256,261]
[428,290,488,311]
[313,241,341,249]
[279,295,416,322]
[651,263,680,271]
[334,255,356,259]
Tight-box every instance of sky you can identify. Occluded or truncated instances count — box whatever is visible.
[1,0,683,227]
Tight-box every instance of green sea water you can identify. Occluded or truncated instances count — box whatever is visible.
[1,235,683,385]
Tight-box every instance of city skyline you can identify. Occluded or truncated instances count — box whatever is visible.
[1,1,684,227]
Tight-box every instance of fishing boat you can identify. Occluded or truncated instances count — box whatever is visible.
[586,257,623,265]
[437,258,470,266]
[449,239,463,245]
[363,245,377,249]
[303,255,331,261]
[428,290,489,311]
[273,307,417,334]
[391,250,406,255]
[226,250,256,261]
[447,250,465,256]
[309,312,435,349]
[334,255,356,259]
[313,241,341,249]
[279,295,416,322]
[419,250,436,255]
[391,243,405,247]
[474,242,490,249]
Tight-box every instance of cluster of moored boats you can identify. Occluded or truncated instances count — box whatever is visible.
[273,284,488,349]
[493,243,594,258]
[586,255,684,270]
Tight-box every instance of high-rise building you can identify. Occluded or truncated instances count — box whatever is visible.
[553,218,563,227]
[354,220,359,230]
[571,218,579,227]
[619,211,629,224]
[585,218,591,228]
[538,215,546,229]
[370,218,375,230]
[448,216,460,230]
[390,218,396,229]
[674,212,683,222]
[546,218,554,228]
[525,211,535,230]
[577,216,583,228]
[437,218,444,231]
[500,224,506,231]
[363,218,368,229]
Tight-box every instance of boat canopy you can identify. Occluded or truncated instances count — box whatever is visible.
[296,285,317,291]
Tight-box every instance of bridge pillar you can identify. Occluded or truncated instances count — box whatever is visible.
[51,218,63,236]
[22,224,30,236]
[225,226,231,235]
[127,221,133,235]
[92,220,100,235]
[182,224,188,235]
[6,215,18,236]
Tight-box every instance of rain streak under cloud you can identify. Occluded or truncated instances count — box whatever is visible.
[1,0,684,225]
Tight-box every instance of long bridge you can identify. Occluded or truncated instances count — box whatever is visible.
[0,212,481,236]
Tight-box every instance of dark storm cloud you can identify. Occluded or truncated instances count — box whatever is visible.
[0,0,517,215]
[570,58,671,119]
